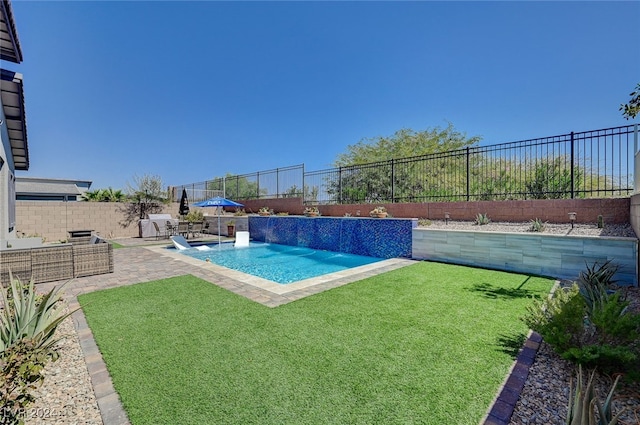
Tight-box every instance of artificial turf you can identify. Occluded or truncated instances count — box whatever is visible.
[78,261,554,425]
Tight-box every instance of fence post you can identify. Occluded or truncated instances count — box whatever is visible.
[338,167,342,204]
[256,171,260,199]
[634,124,639,193]
[276,167,280,198]
[570,131,575,199]
[391,159,395,203]
[302,164,306,203]
[466,147,470,202]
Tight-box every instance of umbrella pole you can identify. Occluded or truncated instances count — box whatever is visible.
[218,209,221,248]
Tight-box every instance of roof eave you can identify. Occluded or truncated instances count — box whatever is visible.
[1,68,28,170]
[0,0,23,64]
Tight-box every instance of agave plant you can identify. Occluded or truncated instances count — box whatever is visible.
[566,365,625,425]
[1,274,76,424]
[577,260,621,316]
[528,218,547,232]
[0,273,74,354]
[475,213,490,225]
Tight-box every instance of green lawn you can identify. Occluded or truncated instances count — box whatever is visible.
[78,262,553,425]
[108,240,125,249]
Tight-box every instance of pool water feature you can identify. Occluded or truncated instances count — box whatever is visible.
[250,216,417,258]
[177,242,385,284]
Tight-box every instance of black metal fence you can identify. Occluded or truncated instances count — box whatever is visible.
[174,164,304,203]
[174,124,638,205]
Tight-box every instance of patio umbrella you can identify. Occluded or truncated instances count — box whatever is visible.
[192,196,244,246]
[179,188,190,217]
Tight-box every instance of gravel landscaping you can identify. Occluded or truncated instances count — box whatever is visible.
[420,219,637,238]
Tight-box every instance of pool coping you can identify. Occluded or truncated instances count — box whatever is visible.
[147,243,413,296]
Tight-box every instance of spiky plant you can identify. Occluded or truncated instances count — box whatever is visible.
[0,275,72,353]
[566,365,625,425]
[576,260,620,316]
[1,274,76,424]
[474,213,490,225]
[529,218,547,232]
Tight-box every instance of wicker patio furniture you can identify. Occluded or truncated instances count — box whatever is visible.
[30,245,74,283]
[73,243,114,277]
[0,238,114,286]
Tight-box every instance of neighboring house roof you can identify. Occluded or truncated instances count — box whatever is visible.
[16,177,92,197]
[1,69,28,170]
[0,0,23,64]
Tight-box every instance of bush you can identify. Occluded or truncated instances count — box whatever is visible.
[523,261,640,376]
[474,213,490,225]
[528,218,547,232]
[1,274,74,424]
[185,209,204,223]
[523,284,585,352]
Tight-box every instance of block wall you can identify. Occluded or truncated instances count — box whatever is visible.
[15,201,177,242]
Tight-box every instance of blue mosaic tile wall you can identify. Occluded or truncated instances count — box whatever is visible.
[248,216,417,258]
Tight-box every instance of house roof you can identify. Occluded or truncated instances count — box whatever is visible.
[1,68,28,170]
[0,0,22,64]
[16,181,83,196]
[16,177,93,197]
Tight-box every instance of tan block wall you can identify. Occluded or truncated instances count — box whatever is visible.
[15,201,177,242]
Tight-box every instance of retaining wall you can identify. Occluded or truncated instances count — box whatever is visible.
[412,228,638,286]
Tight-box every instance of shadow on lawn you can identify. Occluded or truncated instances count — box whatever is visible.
[467,277,538,300]
[496,332,528,359]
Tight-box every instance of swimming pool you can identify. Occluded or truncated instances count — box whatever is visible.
[175,242,385,284]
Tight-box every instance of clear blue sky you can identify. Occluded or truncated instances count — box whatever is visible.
[9,1,640,191]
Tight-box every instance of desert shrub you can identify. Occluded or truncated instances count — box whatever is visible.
[185,209,205,223]
[523,284,585,352]
[474,213,490,225]
[1,275,74,424]
[528,218,547,232]
[523,261,640,376]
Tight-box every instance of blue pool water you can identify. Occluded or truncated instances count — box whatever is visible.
[175,242,384,284]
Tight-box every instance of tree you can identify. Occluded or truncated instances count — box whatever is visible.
[328,124,481,203]
[620,83,640,120]
[81,187,126,202]
[119,174,169,225]
[333,123,481,167]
